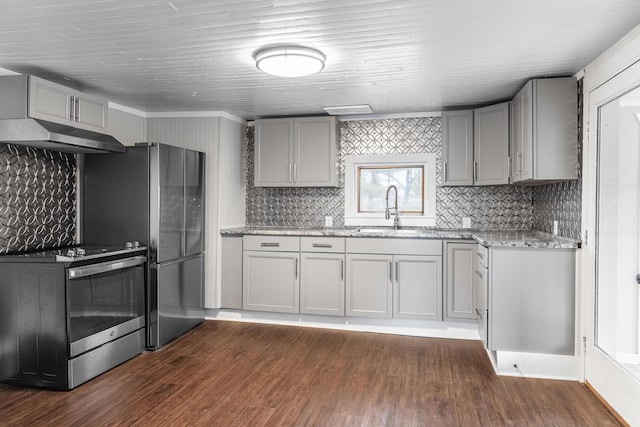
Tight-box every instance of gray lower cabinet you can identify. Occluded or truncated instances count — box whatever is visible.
[475,245,489,347]
[346,238,443,320]
[300,237,345,316]
[242,236,300,313]
[346,253,393,318]
[393,255,442,320]
[220,235,243,309]
[488,246,576,355]
[444,241,476,320]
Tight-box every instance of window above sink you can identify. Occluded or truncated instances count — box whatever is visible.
[344,153,437,227]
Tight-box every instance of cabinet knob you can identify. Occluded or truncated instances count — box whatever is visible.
[636,274,640,284]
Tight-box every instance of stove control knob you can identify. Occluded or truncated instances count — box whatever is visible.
[125,242,133,249]
[132,241,140,248]
[66,248,76,257]
[76,248,86,256]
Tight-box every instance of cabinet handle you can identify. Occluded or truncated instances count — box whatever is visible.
[340,259,344,281]
[312,243,332,248]
[395,261,399,283]
[518,153,522,173]
[475,270,484,279]
[288,164,292,183]
[69,96,75,122]
[389,261,393,282]
[295,259,298,279]
[293,164,297,183]
[443,162,448,182]
[75,96,80,122]
[474,161,478,182]
[260,242,280,247]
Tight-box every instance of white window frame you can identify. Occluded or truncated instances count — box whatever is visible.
[344,153,437,227]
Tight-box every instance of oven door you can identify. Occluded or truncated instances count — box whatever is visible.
[67,255,146,357]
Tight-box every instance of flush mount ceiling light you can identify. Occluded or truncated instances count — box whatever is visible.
[254,46,326,77]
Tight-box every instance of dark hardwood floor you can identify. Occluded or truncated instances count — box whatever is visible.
[0,321,621,426]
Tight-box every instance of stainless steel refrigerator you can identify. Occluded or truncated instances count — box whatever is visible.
[83,142,205,349]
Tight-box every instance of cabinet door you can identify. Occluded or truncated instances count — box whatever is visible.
[475,260,488,348]
[254,118,294,187]
[220,236,243,309]
[346,254,392,318]
[28,75,72,125]
[393,255,442,320]
[519,81,534,181]
[28,76,108,134]
[510,92,523,182]
[294,117,337,187]
[300,252,344,316]
[441,110,474,186]
[76,94,108,133]
[474,102,510,185]
[489,248,575,355]
[243,250,299,313]
[445,242,476,320]
[511,81,533,182]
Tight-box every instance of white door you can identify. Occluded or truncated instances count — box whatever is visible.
[584,59,640,425]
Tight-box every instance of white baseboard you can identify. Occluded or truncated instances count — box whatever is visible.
[205,309,480,340]
[487,349,581,381]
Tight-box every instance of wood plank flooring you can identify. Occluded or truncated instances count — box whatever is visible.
[0,321,621,426]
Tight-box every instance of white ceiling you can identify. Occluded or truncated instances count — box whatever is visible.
[1,0,639,120]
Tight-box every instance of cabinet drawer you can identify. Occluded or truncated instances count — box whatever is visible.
[476,244,488,268]
[300,237,345,253]
[346,238,442,256]
[243,235,300,252]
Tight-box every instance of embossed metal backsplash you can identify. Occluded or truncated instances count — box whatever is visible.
[0,144,76,253]
[246,118,535,230]
[532,181,581,239]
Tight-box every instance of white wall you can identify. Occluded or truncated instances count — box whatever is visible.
[108,105,146,145]
[106,106,246,309]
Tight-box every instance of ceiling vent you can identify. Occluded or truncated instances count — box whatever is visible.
[322,105,373,115]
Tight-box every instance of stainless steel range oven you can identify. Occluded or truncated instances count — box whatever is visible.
[0,244,147,390]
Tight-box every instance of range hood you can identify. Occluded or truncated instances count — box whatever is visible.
[0,118,125,154]
[0,74,126,154]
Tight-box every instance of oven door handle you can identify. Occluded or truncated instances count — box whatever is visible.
[68,255,147,279]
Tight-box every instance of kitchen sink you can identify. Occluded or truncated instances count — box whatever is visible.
[356,228,422,235]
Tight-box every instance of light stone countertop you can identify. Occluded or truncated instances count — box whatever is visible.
[221,227,581,249]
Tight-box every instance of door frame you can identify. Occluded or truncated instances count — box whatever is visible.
[582,58,640,426]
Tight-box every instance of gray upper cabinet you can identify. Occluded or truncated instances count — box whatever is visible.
[474,102,510,185]
[441,110,474,186]
[254,116,339,187]
[510,77,578,183]
[254,118,293,186]
[28,75,109,134]
[441,103,509,186]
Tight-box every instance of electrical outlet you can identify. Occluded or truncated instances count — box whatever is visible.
[462,217,471,229]
[553,220,559,235]
[324,216,333,227]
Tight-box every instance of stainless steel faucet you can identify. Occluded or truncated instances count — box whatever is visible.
[385,185,400,229]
